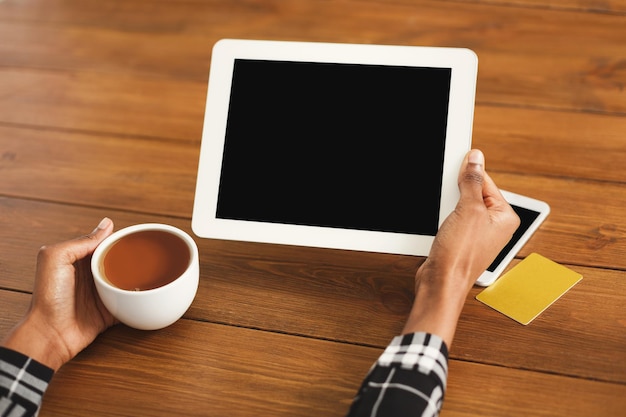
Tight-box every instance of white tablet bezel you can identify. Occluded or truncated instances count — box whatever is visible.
[192,39,478,256]
[475,191,551,286]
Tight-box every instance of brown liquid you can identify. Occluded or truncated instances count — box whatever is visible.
[103,230,190,291]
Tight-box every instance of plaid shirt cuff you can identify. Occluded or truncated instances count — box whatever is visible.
[378,332,449,387]
[0,347,54,417]
[346,332,449,417]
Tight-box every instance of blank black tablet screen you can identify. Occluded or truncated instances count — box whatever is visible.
[216,59,452,235]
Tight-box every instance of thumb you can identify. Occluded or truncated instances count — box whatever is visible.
[64,218,114,264]
[458,149,486,201]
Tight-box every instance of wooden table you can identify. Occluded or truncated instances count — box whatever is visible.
[1,0,625,415]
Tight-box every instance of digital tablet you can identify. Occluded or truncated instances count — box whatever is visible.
[475,191,550,286]
[192,39,478,256]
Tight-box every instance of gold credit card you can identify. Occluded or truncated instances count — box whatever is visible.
[476,253,582,325]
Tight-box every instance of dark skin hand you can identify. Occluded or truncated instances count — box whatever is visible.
[402,149,520,348]
[2,218,117,370]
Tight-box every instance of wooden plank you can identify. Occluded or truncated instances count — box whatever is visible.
[473,105,626,184]
[0,291,29,337]
[0,126,199,217]
[4,0,626,26]
[475,0,626,13]
[1,198,625,384]
[0,0,624,114]
[0,68,206,141]
[391,0,626,13]
[0,0,257,33]
[443,360,626,417]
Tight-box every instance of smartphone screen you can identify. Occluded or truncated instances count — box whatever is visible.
[486,204,540,272]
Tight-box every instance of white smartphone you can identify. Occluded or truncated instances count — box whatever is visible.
[475,190,550,286]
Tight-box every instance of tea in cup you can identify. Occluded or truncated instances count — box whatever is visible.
[91,223,199,330]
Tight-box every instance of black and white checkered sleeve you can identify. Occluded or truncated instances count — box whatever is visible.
[0,347,54,417]
[346,332,449,417]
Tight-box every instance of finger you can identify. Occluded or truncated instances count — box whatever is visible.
[458,149,485,201]
[63,218,114,264]
[481,172,521,229]
[481,171,506,204]
[482,171,512,211]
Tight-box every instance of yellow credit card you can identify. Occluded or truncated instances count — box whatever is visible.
[476,253,582,325]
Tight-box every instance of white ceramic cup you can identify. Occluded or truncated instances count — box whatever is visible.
[91,223,199,330]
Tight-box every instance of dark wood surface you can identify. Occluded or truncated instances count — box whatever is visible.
[1,0,625,415]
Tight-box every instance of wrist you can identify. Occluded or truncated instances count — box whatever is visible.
[2,312,68,371]
[401,264,473,348]
[415,258,476,304]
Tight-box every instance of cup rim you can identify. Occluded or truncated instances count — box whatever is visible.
[91,223,198,294]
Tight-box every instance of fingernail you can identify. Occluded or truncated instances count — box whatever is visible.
[468,149,484,166]
[95,217,112,230]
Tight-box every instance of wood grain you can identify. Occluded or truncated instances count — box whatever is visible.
[473,106,626,184]
[443,360,626,417]
[1,0,625,415]
[0,292,615,417]
[0,126,199,216]
[0,0,625,114]
[468,0,626,13]
[0,68,206,141]
[2,198,625,385]
[460,265,626,384]
[35,315,626,417]
[24,301,370,417]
